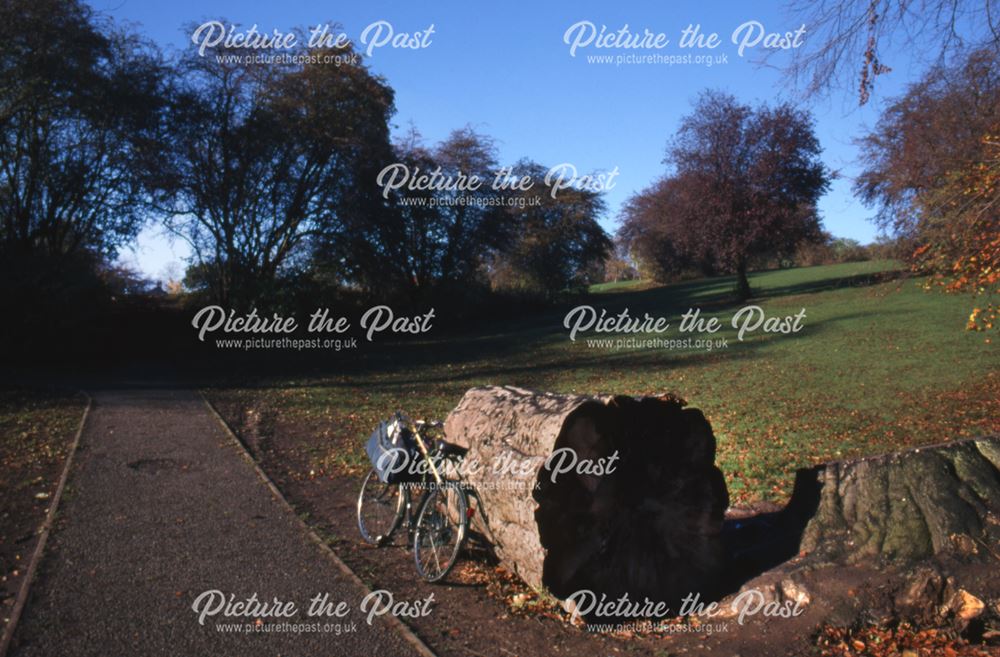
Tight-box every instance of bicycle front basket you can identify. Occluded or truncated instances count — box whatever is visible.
[364,420,417,483]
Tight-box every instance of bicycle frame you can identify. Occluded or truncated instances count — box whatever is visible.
[358,413,472,581]
[411,420,445,486]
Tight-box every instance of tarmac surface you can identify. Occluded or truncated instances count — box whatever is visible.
[9,388,425,657]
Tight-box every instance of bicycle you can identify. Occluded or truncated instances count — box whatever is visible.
[357,412,472,582]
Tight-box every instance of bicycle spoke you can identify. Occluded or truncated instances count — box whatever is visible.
[358,470,403,546]
[410,480,468,581]
[430,533,442,574]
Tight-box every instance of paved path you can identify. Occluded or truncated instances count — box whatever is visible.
[10,389,425,657]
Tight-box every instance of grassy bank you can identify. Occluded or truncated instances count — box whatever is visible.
[207,260,999,504]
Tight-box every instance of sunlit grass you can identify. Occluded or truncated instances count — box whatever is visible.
[208,261,998,505]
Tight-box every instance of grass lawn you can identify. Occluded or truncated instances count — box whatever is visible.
[207,260,999,505]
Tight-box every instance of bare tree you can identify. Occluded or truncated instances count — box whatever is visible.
[782,0,1000,103]
[0,0,166,258]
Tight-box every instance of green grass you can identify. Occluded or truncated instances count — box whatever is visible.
[208,260,998,505]
[588,278,650,293]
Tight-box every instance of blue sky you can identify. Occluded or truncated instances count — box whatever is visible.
[98,0,926,280]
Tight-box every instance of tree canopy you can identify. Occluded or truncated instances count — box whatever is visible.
[857,49,1000,329]
[0,0,166,259]
[620,91,830,299]
[158,36,395,305]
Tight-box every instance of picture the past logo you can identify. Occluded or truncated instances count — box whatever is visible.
[191,21,435,58]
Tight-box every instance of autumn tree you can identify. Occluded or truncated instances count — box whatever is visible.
[629,91,830,299]
[925,138,999,331]
[159,31,394,305]
[857,50,1000,329]
[489,160,612,295]
[617,176,706,281]
[603,242,639,283]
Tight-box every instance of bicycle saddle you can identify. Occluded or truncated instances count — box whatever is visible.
[435,439,468,457]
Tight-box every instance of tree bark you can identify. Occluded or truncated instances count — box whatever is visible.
[735,258,752,300]
[795,435,1000,564]
[721,435,1000,632]
[444,385,729,617]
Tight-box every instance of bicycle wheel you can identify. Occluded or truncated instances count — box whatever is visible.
[413,483,468,582]
[357,469,406,546]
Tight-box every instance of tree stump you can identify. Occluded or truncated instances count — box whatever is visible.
[444,386,729,616]
[796,435,1000,564]
[718,435,1000,634]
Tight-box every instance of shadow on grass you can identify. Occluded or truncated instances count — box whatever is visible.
[205,305,894,395]
[314,266,909,381]
[754,269,908,301]
[6,262,910,392]
[585,267,906,315]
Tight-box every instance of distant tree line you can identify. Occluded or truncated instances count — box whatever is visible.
[0,0,612,347]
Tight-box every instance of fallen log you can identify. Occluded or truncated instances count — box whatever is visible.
[444,385,729,617]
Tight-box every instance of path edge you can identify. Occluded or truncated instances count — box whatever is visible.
[0,392,92,657]
[199,392,438,657]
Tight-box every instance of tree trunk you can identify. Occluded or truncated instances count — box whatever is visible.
[444,386,729,618]
[721,435,1000,632]
[795,435,1000,564]
[735,258,751,300]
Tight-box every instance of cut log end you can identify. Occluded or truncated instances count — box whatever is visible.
[445,386,729,619]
